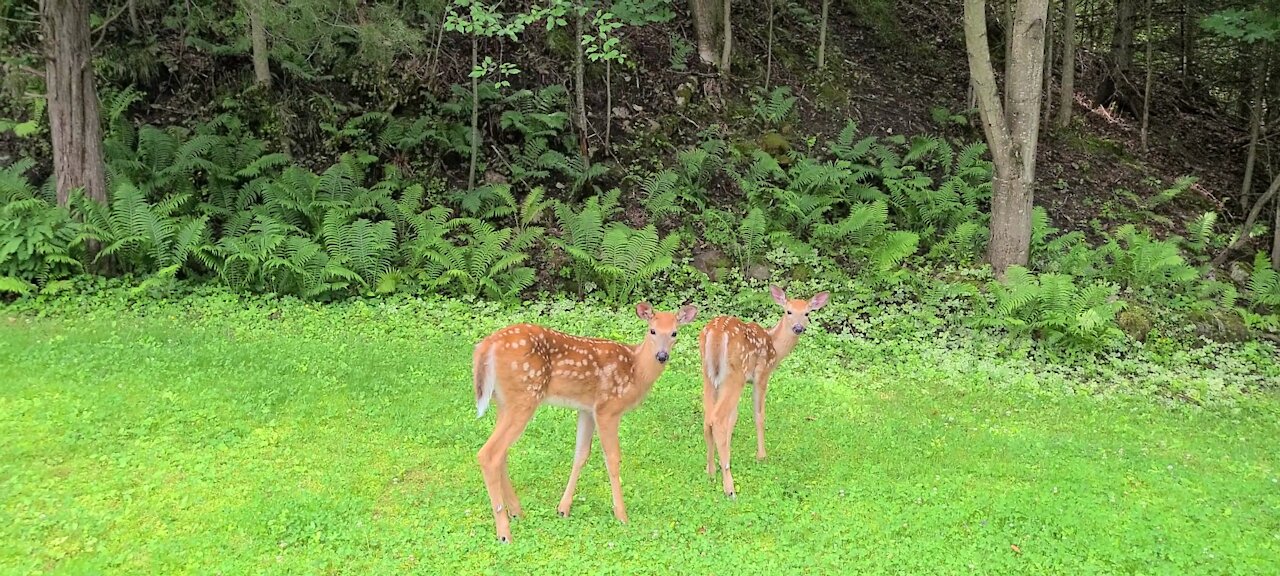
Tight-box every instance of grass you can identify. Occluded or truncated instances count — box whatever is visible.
[1,291,1279,574]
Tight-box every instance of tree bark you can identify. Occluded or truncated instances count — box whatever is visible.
[128,0,139,33]
[248,0,270,88]
[1241,56,1265,208]
[689,0,719,66]
[605,60,612,149]
[964,0,1049,277]
[765,0,774,89]
[1139,0,1153,152]
[468,33,479,190]
[719,0,732,73]
[1042,0,1056,121]
[41,0,108,208]
[574,5,590,165]
[1097,0,1137,114]
[817,0,830,70]
[1273,192,1280,271]
[1057,0,1076,127]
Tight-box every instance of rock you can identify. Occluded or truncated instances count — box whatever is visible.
[674,81,697,108]
[1117,306,1153,342]
[758,132,791,157]
[1189,310,1251,343]
[692,249,732,282]
[1229,261,1251,285]
[745,262,772,281]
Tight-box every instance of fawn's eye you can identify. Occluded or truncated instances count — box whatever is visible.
[650,329,656,335]
[787,311,793,315]
[671,332,677,337]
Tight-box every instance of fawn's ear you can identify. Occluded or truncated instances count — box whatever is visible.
[676,305,698,325]
[635,302,655,320]
[807,292,830,311]
[770,285,788,307]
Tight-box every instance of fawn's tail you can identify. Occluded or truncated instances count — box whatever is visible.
[473,344,496,418]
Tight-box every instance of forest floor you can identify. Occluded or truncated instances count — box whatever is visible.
[2,293,1277,574]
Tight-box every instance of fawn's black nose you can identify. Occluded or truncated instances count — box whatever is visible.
[656,351,669,363]
[792,325,806,334]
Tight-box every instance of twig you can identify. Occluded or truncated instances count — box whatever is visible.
[91,3,131,52]
[1211,171,1280,267]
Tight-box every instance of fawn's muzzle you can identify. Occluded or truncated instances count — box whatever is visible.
[655,351,669,363]
[792,325,806,334]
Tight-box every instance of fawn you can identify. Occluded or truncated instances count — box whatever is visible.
[472,302,698,542]
[699,285,829,497]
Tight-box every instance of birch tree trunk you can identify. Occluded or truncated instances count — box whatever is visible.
[248,0,270,88]
[964,0,1050,277]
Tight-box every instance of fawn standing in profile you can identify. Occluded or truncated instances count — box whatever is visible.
[699,285,829,497]
[472,302,698,543]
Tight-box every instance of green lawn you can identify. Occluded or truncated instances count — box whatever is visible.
[2,294,1278,574]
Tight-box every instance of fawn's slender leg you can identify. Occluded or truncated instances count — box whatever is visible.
[702,374,717,477]
[711,373,747,498]
[557,410,595,517]
[594,411,629,523]
[477,403,535,542]
[752,374,770,461]
[499,455,522,518]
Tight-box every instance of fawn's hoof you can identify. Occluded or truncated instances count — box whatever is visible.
[498,535,510,544]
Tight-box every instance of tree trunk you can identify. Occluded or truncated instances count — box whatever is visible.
[41,0,108,209]
[1139,0,1153,152]
[1097,0,1137,114]
[817,0,830,70]
[128,0,139,33]
[765,0,774,89]
[1042,0,1056,121]
[1273,192,1280,271]
[574,6,590,165]
[1180,0,1197,92]
[719,0,732,73]
[689,0,719,66]
[1241,56,1265,209]
[468,33,479,191]
[248,0,270,88]
[964,0,1049,277]
[1057,0,1076,127]
[605,60,612,149]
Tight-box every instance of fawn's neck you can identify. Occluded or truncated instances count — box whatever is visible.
[766,320,800,368]
[627,338,666,390]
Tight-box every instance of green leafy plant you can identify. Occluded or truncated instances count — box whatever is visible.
[752,86,798,127]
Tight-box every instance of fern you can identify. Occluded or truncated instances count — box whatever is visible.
[1247,252,1280,309]
[752,86,798,127]
[0,276,35,296]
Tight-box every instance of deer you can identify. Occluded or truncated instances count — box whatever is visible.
[472,302,698,543]
[698,285,829,498]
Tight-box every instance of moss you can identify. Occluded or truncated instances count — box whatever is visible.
[815,80,850,110]
[1118,306,1154,342]
[759,132,791,156]
[1188,310,1251,343]
[1064,130,1127,158]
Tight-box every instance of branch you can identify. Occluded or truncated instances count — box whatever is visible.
[91,3,131,52]
[1211,171,1280,267]
[962,0,1014,168]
